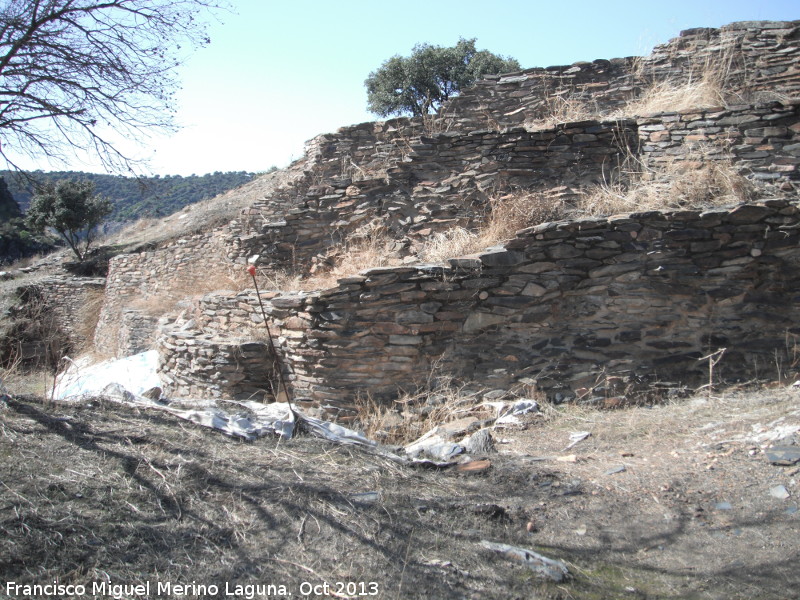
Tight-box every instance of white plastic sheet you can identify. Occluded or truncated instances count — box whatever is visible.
[49,351,528,467]
[54,351,162,398]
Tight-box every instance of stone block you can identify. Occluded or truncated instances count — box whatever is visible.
[478,249,526,267]
[726,204,774,223]
[388,334,423,345]
[521,282,547,297]
[546,244,583,259]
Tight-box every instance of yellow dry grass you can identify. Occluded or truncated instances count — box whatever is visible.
[298,221,405,289]
[419,191,571,262]
[626,74,727,116]
[354,376,489,445]
[578,156,755,215]
[525,95,599,130]
[128,267,250,317]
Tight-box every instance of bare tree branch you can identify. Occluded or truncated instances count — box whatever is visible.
[0,0,227,173]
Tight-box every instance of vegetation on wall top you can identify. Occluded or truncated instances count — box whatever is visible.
[365,38,520,117]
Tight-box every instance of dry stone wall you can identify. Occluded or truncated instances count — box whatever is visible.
[27,277,106,347]
[116,310,161,357]
[4,276,105,365]
[118,99,800,367]
[157,199,800,413]
[93,231,235,357]
[97,97,800,361]
[302,118,425,182]
[442,20,800,132]
[442,58,639,130]
[637,100,800,192]
[93,120,426,356]
[226,119,640,271]
[225,101,800,277]
[92,20,800,409]
[156,290,283,400]
[157,333,275,400]
[643,22,800,100]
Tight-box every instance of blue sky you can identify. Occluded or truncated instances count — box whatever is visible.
[21,0,800,175]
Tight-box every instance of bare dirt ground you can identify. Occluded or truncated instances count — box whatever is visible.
[1,385,798,600]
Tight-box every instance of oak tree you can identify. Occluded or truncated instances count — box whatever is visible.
[26,179,111,260]
[365,38,520,117]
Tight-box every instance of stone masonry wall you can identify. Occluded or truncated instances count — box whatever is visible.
[93,231,236,357]
[442,58,639,131]
[98,99,800,360]
[157,335,275,400]
[92,120,429,357]
[643,21,800,99]
[157,200,800,415]
[5,276,106,365]
[442,21,800,132]
[637,100,800,192]
[227,119,640,271]
[227,101,799,275]
[29,277,106,348]
[302,118,425,183]
[100,20,800,369]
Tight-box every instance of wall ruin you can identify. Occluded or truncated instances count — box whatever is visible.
[441,21,800,131]
[2,276,105,367]
[76,20,800,412]
[158,199,800,414]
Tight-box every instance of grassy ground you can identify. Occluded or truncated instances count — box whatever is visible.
[1,384,798,600]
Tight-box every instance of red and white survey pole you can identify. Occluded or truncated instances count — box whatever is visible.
[247,263,296,417]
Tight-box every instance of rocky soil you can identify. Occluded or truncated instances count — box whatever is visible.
[1,383,798,599]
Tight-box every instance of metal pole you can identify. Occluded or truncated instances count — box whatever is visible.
[248,265,295,416]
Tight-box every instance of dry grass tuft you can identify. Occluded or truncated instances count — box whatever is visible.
[526,47,746,129]
[0,351,22,396]
[624,44,733,116]
[355,377,486,445]
[418,154,754,264]
[130,267,250,317]
[626,74,727,116]
[257,268,306,292]
[1,365,54,397]
[419,191,571,262]
[353,392,405,442]
[329,225,401,275]
[306,221,405,288]
[418,227,482,263]
[485,191,570,239]
[525,95,599,130]
[578,157,755,215]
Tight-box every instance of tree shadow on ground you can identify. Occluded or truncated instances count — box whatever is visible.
[1,396,797,599]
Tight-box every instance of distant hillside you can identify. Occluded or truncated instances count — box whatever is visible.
[3,170,257,222]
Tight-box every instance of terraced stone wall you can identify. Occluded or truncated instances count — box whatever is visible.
[93,232,237,357]
[225,119,639,271]
[158,200,800,415]
[637,100,800,192]
[97,20,800,363]
[223,101,800,278]
[109,101,800,362]
[442,20,800,132]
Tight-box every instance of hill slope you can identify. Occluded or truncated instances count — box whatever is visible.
[2,170,257,222]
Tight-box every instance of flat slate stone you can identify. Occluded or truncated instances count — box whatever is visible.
[766,445,800,466]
